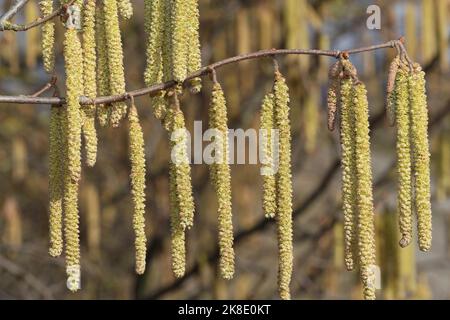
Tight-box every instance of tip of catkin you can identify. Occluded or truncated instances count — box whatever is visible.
[399,236,411,248]
[66,265,81,292]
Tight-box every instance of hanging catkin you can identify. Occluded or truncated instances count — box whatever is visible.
[39,0,55,73]
[95,4,110,127]
[103,0,128,127]
[82,0,98,167]
[260,93,277,218]
[409,64,432,252]
[186,0,202,92]
[353,83,376,301]
[394,67,413,248]
[170,105,195,229]
[171,0,189,82]
[48,105,64,257]
[209,82,234,280]
[327,60,342,131]
[386,56,400,126]
[340,77,357,272]
[128,104,147,275]
[273,69,293,300]
[117,0,133,20]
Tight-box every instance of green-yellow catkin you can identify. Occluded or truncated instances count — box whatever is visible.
[39,0,55,73]
[144,0,168,120]
[409,65,432,252]
[273,71,293,300]
[48,106,64,257]
[63,26,84,292]
[171,0,189,82]
[327,60,342,131]
[260,93,277,218]
[128,104,147,275]
[395,67,413,248]
[386,56,400,126]
[63,28,83,183]
[353,83,376,300]
[186,0,202,92]
[340,78,357,272]
[117,0,133,20]
[95,4,111,127]
[209,83,234,280]
[103,0,128,127]
[170,107,195,229]
[82,0,98,167]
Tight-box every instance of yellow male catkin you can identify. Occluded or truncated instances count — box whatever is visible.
[82,0,98,167]
[171,0,189,82]
[170,107,195,229]
[386,56,400,126]
[186,0,202,92]
[103,0,128,127]
[39,0,55,73]
[273,70,293,300]
[409,65,432,252]
[327,60,342,131]
[340,77,357,272]
[260,93,277,218]
[95,4,111,127]
[394,67,413,248]
[117,0,133,20]
[48,106,64,257]
[209,83,234,280]
[353,83,376,300]
[128,104,147,275]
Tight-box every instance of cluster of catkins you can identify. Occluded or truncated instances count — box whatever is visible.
[327,53,432,300]
[386,57,432,252]
[43,0,146,291]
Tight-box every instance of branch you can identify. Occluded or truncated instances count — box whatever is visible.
[0,39,401,106]
[0,0,75,32]
[0,0,29,24]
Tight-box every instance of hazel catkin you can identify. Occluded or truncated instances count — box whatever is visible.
[273,70,293,300]
[386,56,400,126]
[409,65,432,252]
[117,0,133,20]
[171,0,189,82]
[82,0,98,167]
[209,82,234,280]
[39,0,55,73]
[128,104,148,275]
[186,0,202,92]
[327,60,342,131]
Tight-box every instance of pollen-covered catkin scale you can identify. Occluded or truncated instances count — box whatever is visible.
[63,28,83,183]
[353,83,376,300]
[327,60,342,131]
[82,0,98,167]
[48,106,64,257]
[386,56,400,126]
[209,83,234,279]
[171,0,189,81]
[170,108,195,229]
[409,65,432,252]
[340,78,357,271]
[39,0,55,73]
[394,67,413,248]
[260,93,277,218]
[128,104,147,275]
[273,71,293,300]
[95,4,111,127]
[117,0,133,19]
[103,0,128,127]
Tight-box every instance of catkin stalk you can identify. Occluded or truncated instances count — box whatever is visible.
[82,0,98,167]
[409,66,432,252]
[340,78,358,272]
[209,83,234,280]
[395,67,413,247]
[354,83,376,300]
[103,0,128,127]
[48,106,64,257]
[39,0,55,73]
[128,104,147,275]
[273,71,293,300]
[260,93,277,218]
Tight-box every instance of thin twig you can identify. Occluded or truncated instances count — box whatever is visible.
[31,76,57,97]
[0,39,400,106]
[0,0,75,32]
[0,0,30,25]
